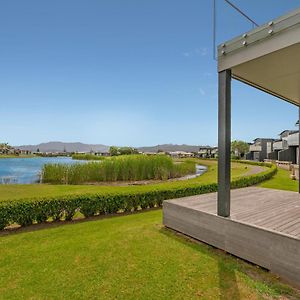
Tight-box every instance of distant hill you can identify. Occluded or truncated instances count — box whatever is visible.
[15,142,211,154]
[137,144,211,153]
[16,141,110,153]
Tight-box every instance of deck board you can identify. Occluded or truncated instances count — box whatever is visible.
[163,187,300,288]
[165,187,300,238]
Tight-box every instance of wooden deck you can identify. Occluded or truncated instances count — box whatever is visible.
[163,187,300,287]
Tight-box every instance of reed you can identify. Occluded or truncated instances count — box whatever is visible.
[72,154,106,161]
[42,155,195,184]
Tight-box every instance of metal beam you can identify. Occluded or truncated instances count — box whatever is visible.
[218,69,231,217]
[299,106,300,193]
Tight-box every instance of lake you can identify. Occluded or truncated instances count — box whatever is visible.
[0,157,79,184]
[0,157,207,185]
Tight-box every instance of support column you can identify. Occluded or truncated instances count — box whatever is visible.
[218,69,231,217]
[298,107,300,193]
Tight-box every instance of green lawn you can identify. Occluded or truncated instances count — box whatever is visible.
[1,162,298,299]
[0,160,256,202]
[1,210,298,299]
[259,167,298,191]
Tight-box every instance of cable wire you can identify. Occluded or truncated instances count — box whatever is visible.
[223,0,259,27]
[212,0,259,60]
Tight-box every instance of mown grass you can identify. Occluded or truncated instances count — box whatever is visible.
[0,160,254,202]
[43,155,196,184]
[0,162,298,298]
[0,210,299,299]
[259,167,298,191]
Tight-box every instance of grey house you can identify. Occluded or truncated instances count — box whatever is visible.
[246,138,274,161]
[198,146,218,158]
[284,130,299,163]
[198,146,212,158]
[268,130,297,161]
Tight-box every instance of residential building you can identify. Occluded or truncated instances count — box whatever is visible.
[246,138,274,161]
[169,151,194,158]
[198,146,212,158]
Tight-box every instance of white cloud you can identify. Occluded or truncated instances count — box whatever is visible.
[199,88,205,96]
[202,72,212,77]
[183,47,208,58]
[195,47,208,56]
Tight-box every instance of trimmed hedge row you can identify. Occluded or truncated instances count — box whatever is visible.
[0,161,277,230]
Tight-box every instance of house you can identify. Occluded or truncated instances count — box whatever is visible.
[197,146,218,158]
[95,152,110,157]
[267,130,298,162]
[246,138,274,161]
[142,151,158,156]
[169,151,194,158]
[210,147,218,158]
[198,146,212,158]
[285,130,299,164]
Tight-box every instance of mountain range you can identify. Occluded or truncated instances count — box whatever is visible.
[15,142,210,153]
[16,142,110,153]
[137,144,210,153]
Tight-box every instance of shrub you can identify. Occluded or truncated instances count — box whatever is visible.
[0,161,277,230]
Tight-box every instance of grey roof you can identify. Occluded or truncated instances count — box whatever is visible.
[253,138,274,142]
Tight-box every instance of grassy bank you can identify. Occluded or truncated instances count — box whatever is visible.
[0,160,275,229]
[259,168,298,191]
[0,209,298,299]
[43,155,196,184]
[0,154,35,159]
[0,160,261,202]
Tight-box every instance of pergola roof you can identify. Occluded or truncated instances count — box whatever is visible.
[218,8,300,106]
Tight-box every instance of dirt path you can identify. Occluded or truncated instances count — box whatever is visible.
[243,165,266,176]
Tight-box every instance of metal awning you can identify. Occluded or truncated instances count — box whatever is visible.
[218,8,300,106]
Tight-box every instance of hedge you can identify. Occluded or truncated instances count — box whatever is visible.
[0,161,277,230]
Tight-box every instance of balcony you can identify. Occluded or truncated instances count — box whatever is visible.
[273,141,283,150]
[287,132,299,146]
[249,145,262,152]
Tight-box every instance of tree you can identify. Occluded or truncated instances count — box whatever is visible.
[119,147,139,155]
[231,140,249,158]
[0,143,13,154]
[109,146,139,156]
[109,146,119,156]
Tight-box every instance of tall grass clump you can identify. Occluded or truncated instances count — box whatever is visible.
[42,155,196,184]
[72,154,106,161]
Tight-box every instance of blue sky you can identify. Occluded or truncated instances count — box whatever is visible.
[1,0,300,146]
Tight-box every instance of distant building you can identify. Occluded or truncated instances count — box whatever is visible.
[210,147,218,158]
[268,130,298,163]
[198,146,212,158]
[169,151,194,158]
[95,152,110,157]
[283,131,299,164]
[1,148,32,156]
[246,138,274,161]
[246,127,300,164]
[142,151,159,156]
[197,146,218,158]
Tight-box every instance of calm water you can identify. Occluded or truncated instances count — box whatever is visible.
[0,157,79,184]
[0,158,207,185]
